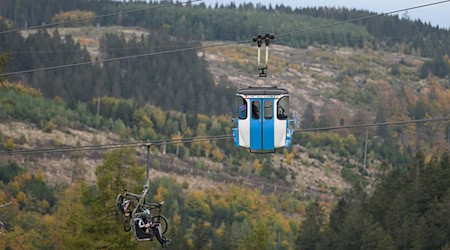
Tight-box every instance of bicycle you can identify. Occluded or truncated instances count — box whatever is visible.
[115,189,170,247]
[115,189,142,232]
[143,201,168,236]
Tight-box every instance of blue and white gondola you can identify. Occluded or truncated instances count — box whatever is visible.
[232,86,297,153]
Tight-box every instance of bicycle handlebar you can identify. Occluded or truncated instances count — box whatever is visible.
[144,201,165,210]
[124,192,142,199]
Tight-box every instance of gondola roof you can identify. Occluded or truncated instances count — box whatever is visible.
[236,86,288,96]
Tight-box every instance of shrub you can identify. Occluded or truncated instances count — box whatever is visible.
[51,10,96,27]
[43,120,57,133]
[4,137,15,151]
[18,133,27,144]
[194,160,206,170]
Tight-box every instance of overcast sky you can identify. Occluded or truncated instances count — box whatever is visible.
[199,0,450,29]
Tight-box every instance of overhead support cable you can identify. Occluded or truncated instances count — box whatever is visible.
[275,0,450,38]
[0,0,203,35]
[0,135,233,156]
[1,0,449,77]
[299,117,449,132]
[0,202,12,208]
[0,117,447,156]
[0,41,239,77]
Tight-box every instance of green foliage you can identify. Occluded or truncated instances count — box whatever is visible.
[91,134,100,145]
[194,160,206,170]
[296,201,323,249]
[23,175,56,209]
[334,81,377,106]
[0,82,272,185]
[300,153,450,249]
[6,0,450,58]
[297,132,358,158]
[372,141,412,169]
[43,120,57,133]
[1,22,235,115]
[341,166,364,185]
[95,148,143,197]
[308,150,326,163]
[3,137,15,151]
[18,133,27,144]
[51,10,96,27]
[112,119,128,140]
[0,161,22,183]
[0,82,100,128]
[0,129,4,143]
[76,149,142,248]
[239,220,270,250]
[420,55,450,78]
[390,63,401,75]
[3,153,447,249]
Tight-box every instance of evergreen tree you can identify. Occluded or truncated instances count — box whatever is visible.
[239,220,270,250]
[321,152,450,249]
[80,148,143,248]
[295,201,323,250]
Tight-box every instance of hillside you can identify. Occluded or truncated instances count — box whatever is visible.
[1,24,448,203]
[204,41,430,115]
[16,25,449,119]
[0,1,449,248]
[0,119,350,199]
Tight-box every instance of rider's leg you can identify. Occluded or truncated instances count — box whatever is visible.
[152,223,168,246]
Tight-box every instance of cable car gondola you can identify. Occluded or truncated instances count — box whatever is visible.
[233,86,296,153]
[232,34,297,153]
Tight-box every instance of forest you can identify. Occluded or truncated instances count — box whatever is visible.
[0,20,235,115]
[0,75,448,248]
[0,147,448,249]
[1,0,450,57]
[0,0,449,249]
[1,0,450,116]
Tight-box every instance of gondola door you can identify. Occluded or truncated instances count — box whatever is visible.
[250,99,275,151]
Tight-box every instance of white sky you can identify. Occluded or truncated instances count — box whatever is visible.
[199,0,450,29]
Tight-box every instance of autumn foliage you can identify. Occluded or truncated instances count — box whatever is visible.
[51,10,96,27]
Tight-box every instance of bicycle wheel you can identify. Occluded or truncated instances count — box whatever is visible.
[115,194,124,216]
[123,215,132,232]
[151,215,168,235]
[123,200,136,232]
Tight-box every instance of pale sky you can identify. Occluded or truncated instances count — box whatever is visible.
[200,0,450,29]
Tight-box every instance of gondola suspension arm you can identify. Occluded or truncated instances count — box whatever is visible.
[252,34,275,77]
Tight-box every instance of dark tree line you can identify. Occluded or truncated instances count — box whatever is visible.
[97,32,234,114]
[295,7,450,58]
[420,55,450,78]
[296,152,450,249]
[0,20,98,101]
[0,0,369,49]
[0,19,235,115]
[1,0,450,57]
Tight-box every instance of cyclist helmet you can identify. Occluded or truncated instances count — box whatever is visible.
[143,209,151,218]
